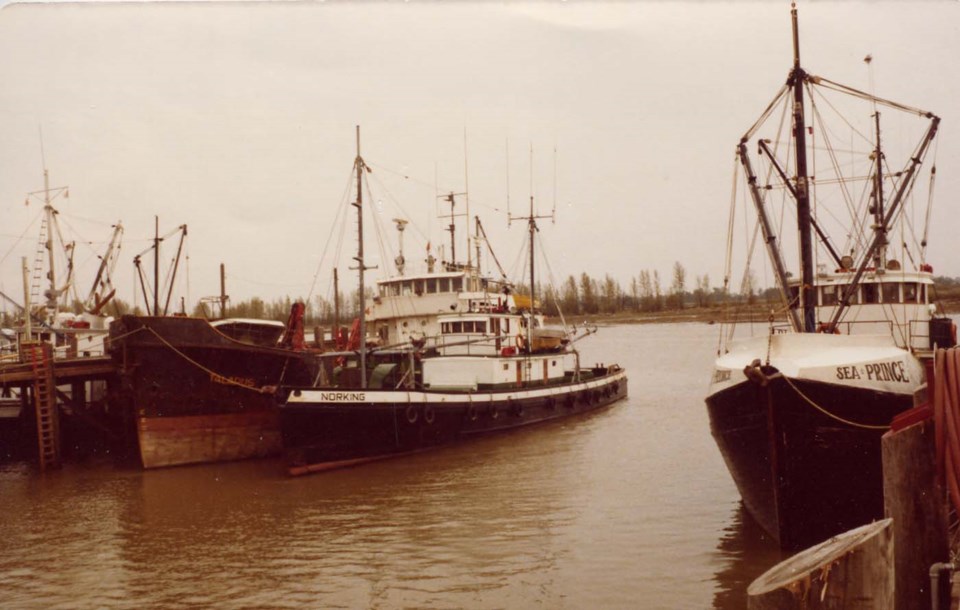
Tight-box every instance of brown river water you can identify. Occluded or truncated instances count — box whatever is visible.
[0,323,785,609]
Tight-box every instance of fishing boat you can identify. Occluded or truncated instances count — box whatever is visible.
[705,5,948,550]
[0,164,124,465]
[279,128,628,475]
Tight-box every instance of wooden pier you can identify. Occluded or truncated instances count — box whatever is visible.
[0,342,120,468]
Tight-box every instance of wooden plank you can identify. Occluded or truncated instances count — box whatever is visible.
[747,519,893,610]
[883,418,949,610]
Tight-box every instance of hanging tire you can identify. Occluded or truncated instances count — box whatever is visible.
[423,405,436,425]
[467,404,479,421]
[405,405,419,424]
[490,404,500,419]
[511,400,524,417]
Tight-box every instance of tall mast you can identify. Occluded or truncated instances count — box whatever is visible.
[42,169,57,319]
[871,111,887,269]
[790,4,816,333]
[153,216,160,317]
[352,126,370,388]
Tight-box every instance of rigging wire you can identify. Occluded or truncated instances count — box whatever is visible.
[306,166,355,303]
[0,209,43,268]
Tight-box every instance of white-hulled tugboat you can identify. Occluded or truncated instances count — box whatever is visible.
[280,128,627,475]
[706,5,949,550]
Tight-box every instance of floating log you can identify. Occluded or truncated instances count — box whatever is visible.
[747,519,893,610]
[883,417,948,610]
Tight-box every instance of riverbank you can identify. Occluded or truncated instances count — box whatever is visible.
[562,295,960,328]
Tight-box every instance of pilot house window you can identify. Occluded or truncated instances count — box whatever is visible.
[881,283,900,304]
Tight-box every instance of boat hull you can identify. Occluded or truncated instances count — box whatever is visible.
[138,411,281,468]
[706,374,911,550]
[281,369,628,475]
[110,316,320,468]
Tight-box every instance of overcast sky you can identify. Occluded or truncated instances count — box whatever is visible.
[1,1,958,314]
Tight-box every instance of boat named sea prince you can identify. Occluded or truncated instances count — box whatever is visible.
[705,6,950,551]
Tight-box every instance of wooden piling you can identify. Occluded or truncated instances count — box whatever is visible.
[747,519,893,610]
[883,417,949,610]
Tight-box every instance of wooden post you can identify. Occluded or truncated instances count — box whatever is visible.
[883,419,949,610]
[747,519,893,610]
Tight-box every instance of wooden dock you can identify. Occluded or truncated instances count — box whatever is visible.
[0,344,120,468]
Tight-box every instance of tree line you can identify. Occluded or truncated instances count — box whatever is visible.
[4,268,960,329]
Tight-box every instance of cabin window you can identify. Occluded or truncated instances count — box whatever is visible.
[788,286,800,308]
[414,280,424,296]
[904,283,919,303]
[452,277,463,292]
[401,281,412,296]
[475,320,486,333]
[882,283,900,304]
[862,284,879,304]
[820,286,838,306]
[442,322,450,334]
[921,284,928,303]
[426,278,437,293]
[452,321,463,333]
[438,278,449,293]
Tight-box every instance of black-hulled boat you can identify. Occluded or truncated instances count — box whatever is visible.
[279,128,627,474]
[706,6,948,550]
[109,307,322,468]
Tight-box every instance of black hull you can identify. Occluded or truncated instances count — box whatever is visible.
[281,372,628,475]
[706,376,911,550]
[109,316,321,467]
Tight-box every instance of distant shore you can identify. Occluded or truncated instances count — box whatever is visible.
[553,298,960,327]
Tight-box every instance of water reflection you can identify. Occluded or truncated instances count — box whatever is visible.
[0,323,794,608]
[711,502,784,610]
[116,419,594,608]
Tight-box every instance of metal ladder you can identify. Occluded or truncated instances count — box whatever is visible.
[25,342,60,470]
[29,216,48,308]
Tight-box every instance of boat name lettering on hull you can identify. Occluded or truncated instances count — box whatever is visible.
[320,392,367,402]
[712,369,731,384]
[210,374,257,388]
[836,361,910,383]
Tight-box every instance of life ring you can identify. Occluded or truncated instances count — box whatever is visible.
[423,405,436,425]
[516,333,526,351]
[467,404,479,421]
[405,405,419,424]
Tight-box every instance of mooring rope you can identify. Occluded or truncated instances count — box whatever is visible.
[780,374,891,431]
[141,324,274,393]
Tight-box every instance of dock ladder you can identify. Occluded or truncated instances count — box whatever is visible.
[24,342,60,470]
